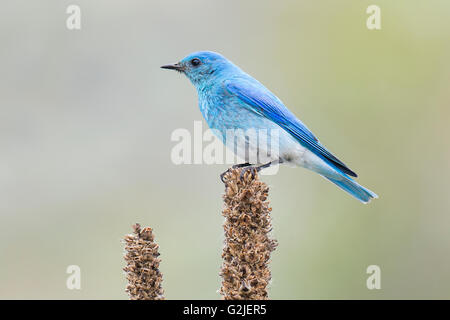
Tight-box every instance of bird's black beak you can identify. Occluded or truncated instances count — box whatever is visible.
[161,63,185,72]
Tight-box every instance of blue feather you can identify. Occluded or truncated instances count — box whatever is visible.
[324,175,378,203]
[225,77,357,177]
[162,51,377,203]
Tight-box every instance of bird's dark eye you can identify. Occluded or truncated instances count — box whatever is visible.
[191,58,201,67]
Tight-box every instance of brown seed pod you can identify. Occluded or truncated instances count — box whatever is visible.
[123,223,164,300]
[220,168,278,300]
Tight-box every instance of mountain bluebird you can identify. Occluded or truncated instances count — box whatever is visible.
[162,51,377,203]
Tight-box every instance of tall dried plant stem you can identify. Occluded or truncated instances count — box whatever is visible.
[123,223,164,300]
[220,168,278,300]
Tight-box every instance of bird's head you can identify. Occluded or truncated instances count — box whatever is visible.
[161,51,238,87]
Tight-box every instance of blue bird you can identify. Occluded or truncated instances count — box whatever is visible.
[162,51,378,203]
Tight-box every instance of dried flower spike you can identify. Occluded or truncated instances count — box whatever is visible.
[220,168,278,300]
[123,223,164,300]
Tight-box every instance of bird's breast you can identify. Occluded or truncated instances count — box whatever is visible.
[199,92,270,133]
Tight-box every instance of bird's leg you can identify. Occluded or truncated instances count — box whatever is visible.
[232,163,252,169]
[239,159,283,179]
[255,162,273,172]
[220,163,252,182]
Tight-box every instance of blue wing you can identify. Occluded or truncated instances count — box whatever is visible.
[224,77,357,177]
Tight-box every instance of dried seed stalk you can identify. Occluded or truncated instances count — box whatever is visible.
[220,168,278,300]
[123,223,164,300]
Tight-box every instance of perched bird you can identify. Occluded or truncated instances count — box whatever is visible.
[162,51,377,203]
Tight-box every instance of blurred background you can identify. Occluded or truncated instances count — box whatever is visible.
[1,0,449,299]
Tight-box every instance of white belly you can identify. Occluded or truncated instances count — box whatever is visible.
[211,107,342,179]
[276,127,343,180]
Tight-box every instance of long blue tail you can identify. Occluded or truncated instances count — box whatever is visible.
[324,175,378,204]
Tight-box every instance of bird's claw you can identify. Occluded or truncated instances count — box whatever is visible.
[220,168,231,183]
[221,166,257,183]
[221,163,252,183]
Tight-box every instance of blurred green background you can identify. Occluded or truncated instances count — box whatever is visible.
[1,0,449,299]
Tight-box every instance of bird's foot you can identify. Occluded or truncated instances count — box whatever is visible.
[220,163,252,183]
